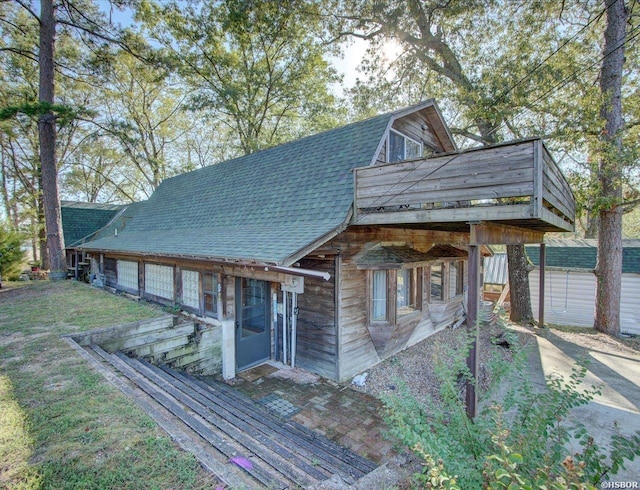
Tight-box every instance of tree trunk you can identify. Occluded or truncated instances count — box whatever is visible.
[506,244,534,324]
[38,0,65,277]
[594,0,626,335]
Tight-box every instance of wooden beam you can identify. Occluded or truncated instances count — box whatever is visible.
[354,204,533,226]
[465,241,481,419]
[539,243,546,328]
[470,222,544,245]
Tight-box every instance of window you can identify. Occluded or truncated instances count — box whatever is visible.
[117,260,138,291]
[388,129,422,163]
[397,269,421,317]
[203,272,218,316]
[370,267,422,324]
[450,261,464,297]
[430,263,443,302]
[145,264,174,299]
[181,270,200,309]
[372,270,388,322]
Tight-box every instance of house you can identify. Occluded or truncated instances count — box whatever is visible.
[61,201,124,280]
[526,239,640,335]
[78,100,575,382]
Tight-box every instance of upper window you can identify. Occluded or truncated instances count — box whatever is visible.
[388,129,422,163]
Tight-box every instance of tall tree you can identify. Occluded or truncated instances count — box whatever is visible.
[138,0,345,156]
[594,0,628,334]
[38,0,65,275]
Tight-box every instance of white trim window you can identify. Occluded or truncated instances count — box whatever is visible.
[181,270,200,309]
[388,129,422,163]
[145,263,174,300]
[117,260,138,291]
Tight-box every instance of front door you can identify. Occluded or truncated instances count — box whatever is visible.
[235,278,271,371]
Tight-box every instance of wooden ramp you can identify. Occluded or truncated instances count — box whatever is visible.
[88,345,377,489]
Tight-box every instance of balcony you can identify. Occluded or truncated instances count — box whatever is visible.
[353,138,575,234]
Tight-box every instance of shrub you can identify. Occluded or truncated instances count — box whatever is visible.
[382,318,640,489]
[0,223,26,280]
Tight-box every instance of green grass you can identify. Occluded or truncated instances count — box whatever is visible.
[0,281,220,489]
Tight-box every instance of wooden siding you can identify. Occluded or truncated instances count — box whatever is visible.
[392,115,441,153]
[328,227,470,382]
[294,257,337,379]
[354,139,574,233]
[104,257,117,288]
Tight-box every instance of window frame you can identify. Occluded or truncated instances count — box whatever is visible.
[203,271,219,317]
[387,129,423,163]
[368,266,423,326]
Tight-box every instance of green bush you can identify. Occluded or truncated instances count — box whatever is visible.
[0,223,26,280]
[382,319,640,489]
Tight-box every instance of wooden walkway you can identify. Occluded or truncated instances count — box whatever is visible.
[88,345,377,489]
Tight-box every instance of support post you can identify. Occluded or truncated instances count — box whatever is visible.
[466,242,481,419]
[539,243,546,328]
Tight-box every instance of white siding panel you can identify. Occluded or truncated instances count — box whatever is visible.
[117,260,138,291]
[530,270,640,335]
[529,270,596,328]
[621,275,640,335]
[145,264,174,300]
[181,270,200,309]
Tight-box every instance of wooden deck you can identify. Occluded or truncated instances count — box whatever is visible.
[353,138,575,233]
[88,345,376,489]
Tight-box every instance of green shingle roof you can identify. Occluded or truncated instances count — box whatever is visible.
[526,239,640,274]
[81,111,395,265]
[61,201,123,247]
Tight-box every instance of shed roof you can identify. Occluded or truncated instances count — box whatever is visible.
[526,239,640,274]
[61,201,123,248]
[80,101,451,266]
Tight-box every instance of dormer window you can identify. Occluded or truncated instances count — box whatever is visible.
[388,129,422,163]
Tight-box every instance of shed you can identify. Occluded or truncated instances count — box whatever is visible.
[526,239,640,335]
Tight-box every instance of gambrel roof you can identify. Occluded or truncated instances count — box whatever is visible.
[82,100,454,265]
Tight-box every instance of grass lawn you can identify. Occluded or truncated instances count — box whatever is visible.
[0,280,220,489]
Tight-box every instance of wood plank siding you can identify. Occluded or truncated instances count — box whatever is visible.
[354,139,574,233]
[325,227,470,382]
[294,257,338,379]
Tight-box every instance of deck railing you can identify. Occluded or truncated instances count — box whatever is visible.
[353,138,575,233]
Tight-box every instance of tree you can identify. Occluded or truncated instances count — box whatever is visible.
[594,0,628,335]
[91,51,192,196]
[137,0,345,156]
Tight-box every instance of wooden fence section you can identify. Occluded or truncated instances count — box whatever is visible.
[353,139,574,233]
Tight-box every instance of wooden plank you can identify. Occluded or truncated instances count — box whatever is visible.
[163,366,377,477]
[90,346,286,489]
[68,343,251,489]
[354,203,534,226]
[127,357,325,487]
[470,222,545,245]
